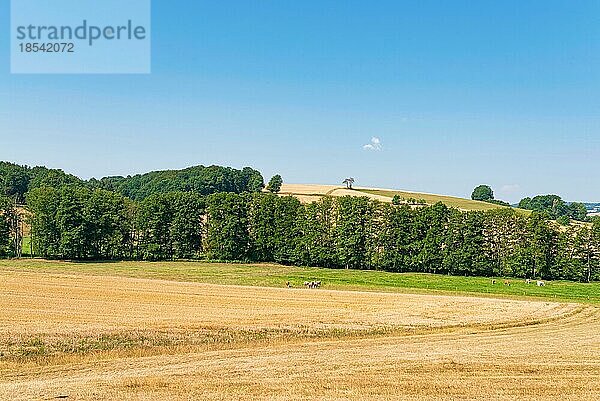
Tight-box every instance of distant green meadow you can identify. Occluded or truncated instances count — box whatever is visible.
[2,259,598,304]
[21,236,32,257]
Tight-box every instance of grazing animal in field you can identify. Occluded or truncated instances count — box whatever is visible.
[491,279,496,285]
[304,281,310,288]
[315,281,321,288]
[537,280,545,287]
[504,280,511,286]
[286,281,292,288]
[526,279,531,284]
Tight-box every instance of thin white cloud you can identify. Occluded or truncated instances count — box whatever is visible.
[363,137,382,151]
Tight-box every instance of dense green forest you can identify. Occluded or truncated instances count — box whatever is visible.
[0,161,265,202]
[1,186,598,282]
[88,165,265,200]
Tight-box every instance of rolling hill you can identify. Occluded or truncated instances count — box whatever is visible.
[279,184,520,212]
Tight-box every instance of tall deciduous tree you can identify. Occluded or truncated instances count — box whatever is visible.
[84,189,132,259]
[266,175,283,193]
[205,193,251,261]
[27,187,61,258]
[169,193,205,259]
[376,203,414,271]
[471,185,494,201]
[526,212,559,279]
[412,202,450,273]
[568,202,588,221]
[0,196,11,257]
[334,196,376,269]
[295,197,336,268]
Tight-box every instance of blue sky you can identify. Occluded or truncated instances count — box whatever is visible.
[1,1,599,203]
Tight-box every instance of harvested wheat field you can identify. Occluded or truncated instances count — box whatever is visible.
[0,269,599,400]
[277,183,509,211]
[278,183,392,203]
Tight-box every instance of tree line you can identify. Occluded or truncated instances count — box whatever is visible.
[6,186,599,282]
[0,161,265,203]
[518,194,588,222]
[88,165,265,200]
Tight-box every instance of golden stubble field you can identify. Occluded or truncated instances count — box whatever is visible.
[0,269,599,400]
[276,183,513,212]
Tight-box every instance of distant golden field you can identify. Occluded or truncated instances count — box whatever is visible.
[278,183,515,211]
[0,261,599,400]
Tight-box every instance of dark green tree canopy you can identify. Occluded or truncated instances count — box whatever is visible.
[0,162,81,203]
[0,161,265,203]
[471,185,494,201]
[518,195,588,221]
[267,175,283,193]
[97,165,264,200]
[567,202,588,222]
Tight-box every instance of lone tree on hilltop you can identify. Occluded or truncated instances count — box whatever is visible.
[472,185,494,201]
[267,174,283,193]
[342,177,355,189]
